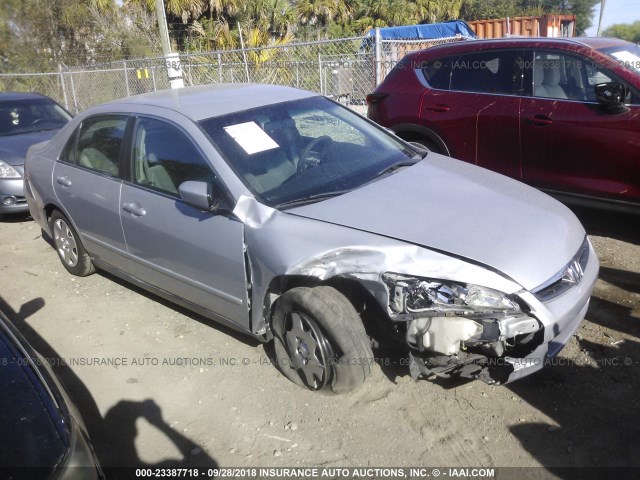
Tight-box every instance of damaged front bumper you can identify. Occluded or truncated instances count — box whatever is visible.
[384,239,598,385]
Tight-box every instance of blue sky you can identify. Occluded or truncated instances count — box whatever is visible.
[585,0,640,36]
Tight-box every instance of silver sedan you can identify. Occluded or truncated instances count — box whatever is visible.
[25,84,598,393]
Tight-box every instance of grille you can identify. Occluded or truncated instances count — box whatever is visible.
[532,237,589,302]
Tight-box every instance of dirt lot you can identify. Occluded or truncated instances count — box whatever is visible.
[1,206,639,478]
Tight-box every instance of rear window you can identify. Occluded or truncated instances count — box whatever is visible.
[422,58,453,90]
[422,51,524,95]
[449,50,524,95]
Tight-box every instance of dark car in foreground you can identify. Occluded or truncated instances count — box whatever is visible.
[367,37,640,212]
[0,309,102,479]
[25,84,597,393]
[0,93,71,219]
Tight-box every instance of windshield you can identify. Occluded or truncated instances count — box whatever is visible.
[599,44,640,74]
[0,98,71,137]
[199,96,417,208]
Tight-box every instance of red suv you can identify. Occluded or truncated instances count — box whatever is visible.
[367,37,640,212]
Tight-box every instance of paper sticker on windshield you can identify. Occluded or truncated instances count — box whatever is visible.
[224,121,279,155]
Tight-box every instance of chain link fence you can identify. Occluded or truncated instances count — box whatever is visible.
[0,33,467,116]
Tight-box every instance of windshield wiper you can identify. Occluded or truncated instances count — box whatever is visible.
[373,155,422,179]
[274,190,352,209]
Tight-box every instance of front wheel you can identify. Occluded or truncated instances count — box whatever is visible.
[50,210,95,276]
[272,286,373,394]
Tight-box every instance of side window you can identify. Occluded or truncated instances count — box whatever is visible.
[59,127,79,165]
[421,57,453,90]
[583,62,635,103]
[531,51,592,102]
[450,51,522,95]
[132,117,216,197]
[76,116,127,176]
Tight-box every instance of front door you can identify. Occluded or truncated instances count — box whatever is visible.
[519,49,640,203]
[119,116,249,327]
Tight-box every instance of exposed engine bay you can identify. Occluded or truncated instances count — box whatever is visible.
[382,273,544,384]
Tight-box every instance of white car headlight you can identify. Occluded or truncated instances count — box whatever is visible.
[0,160,21,179]
[382,272,521,318]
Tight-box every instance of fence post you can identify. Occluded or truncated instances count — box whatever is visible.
[151,66,157,91]
[374,27,382,86]
[318,51,323,95]
[123,60,131,97]
[58,64,70,111]
[238,23,251,83]
[68,72,79,114]
[217,52,223,83]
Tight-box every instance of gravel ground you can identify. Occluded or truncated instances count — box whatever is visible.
[0,206,638,478]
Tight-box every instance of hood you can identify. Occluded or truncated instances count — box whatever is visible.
[288,154,585,291]
[0,129,58,165]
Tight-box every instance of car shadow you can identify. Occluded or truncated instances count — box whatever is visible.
[40,227,261,349]
[0,213,32,224]
[0,295,218,478]
[369,342,475,390]
[97,269,263,348]
[505,290,640,477]
[586,295,640,338]
[598,266,640,296]
[569,206,640,245]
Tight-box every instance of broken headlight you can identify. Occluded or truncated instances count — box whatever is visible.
[382,272,521,319]
[382,273,541,358]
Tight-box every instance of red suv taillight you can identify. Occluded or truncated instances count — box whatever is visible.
[366,93,388,106]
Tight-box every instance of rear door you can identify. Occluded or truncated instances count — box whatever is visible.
[420,49,524,178]
[119,115,249,328]
[519,49,640,203]
[52,114,130,270]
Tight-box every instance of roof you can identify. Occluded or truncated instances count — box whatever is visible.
[571,37,633,49]
[402,36,632,61]
[0,92,52,102]
[106,83,317,121]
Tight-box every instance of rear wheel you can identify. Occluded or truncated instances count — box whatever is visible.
[272,286,373,394]
[50,210,95,276]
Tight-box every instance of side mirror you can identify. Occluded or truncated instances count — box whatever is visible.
[178,181,219,212]
[594,82,629,114]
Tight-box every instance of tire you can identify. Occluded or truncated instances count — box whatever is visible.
[272,286,373,394]
[406,137,441,154]
[50,210,95,276]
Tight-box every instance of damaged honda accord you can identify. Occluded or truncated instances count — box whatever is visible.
[24,84,598,394]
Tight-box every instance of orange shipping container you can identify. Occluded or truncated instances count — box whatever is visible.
[467,14,576,39]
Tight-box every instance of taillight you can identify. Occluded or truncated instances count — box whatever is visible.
[366,92,388,106]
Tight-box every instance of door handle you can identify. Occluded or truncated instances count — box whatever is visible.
[56,176,72,187]
[529,115,553,126]
[425,104,451,112]
[122,202,146,217]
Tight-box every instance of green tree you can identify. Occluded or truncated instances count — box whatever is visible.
[603,21,640,43]
[0,0,161,71]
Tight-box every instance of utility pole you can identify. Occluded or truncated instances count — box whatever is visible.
[155,0,184,89]
[596,0,607,36]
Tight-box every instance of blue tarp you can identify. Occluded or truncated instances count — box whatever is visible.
[362,20,476,48]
